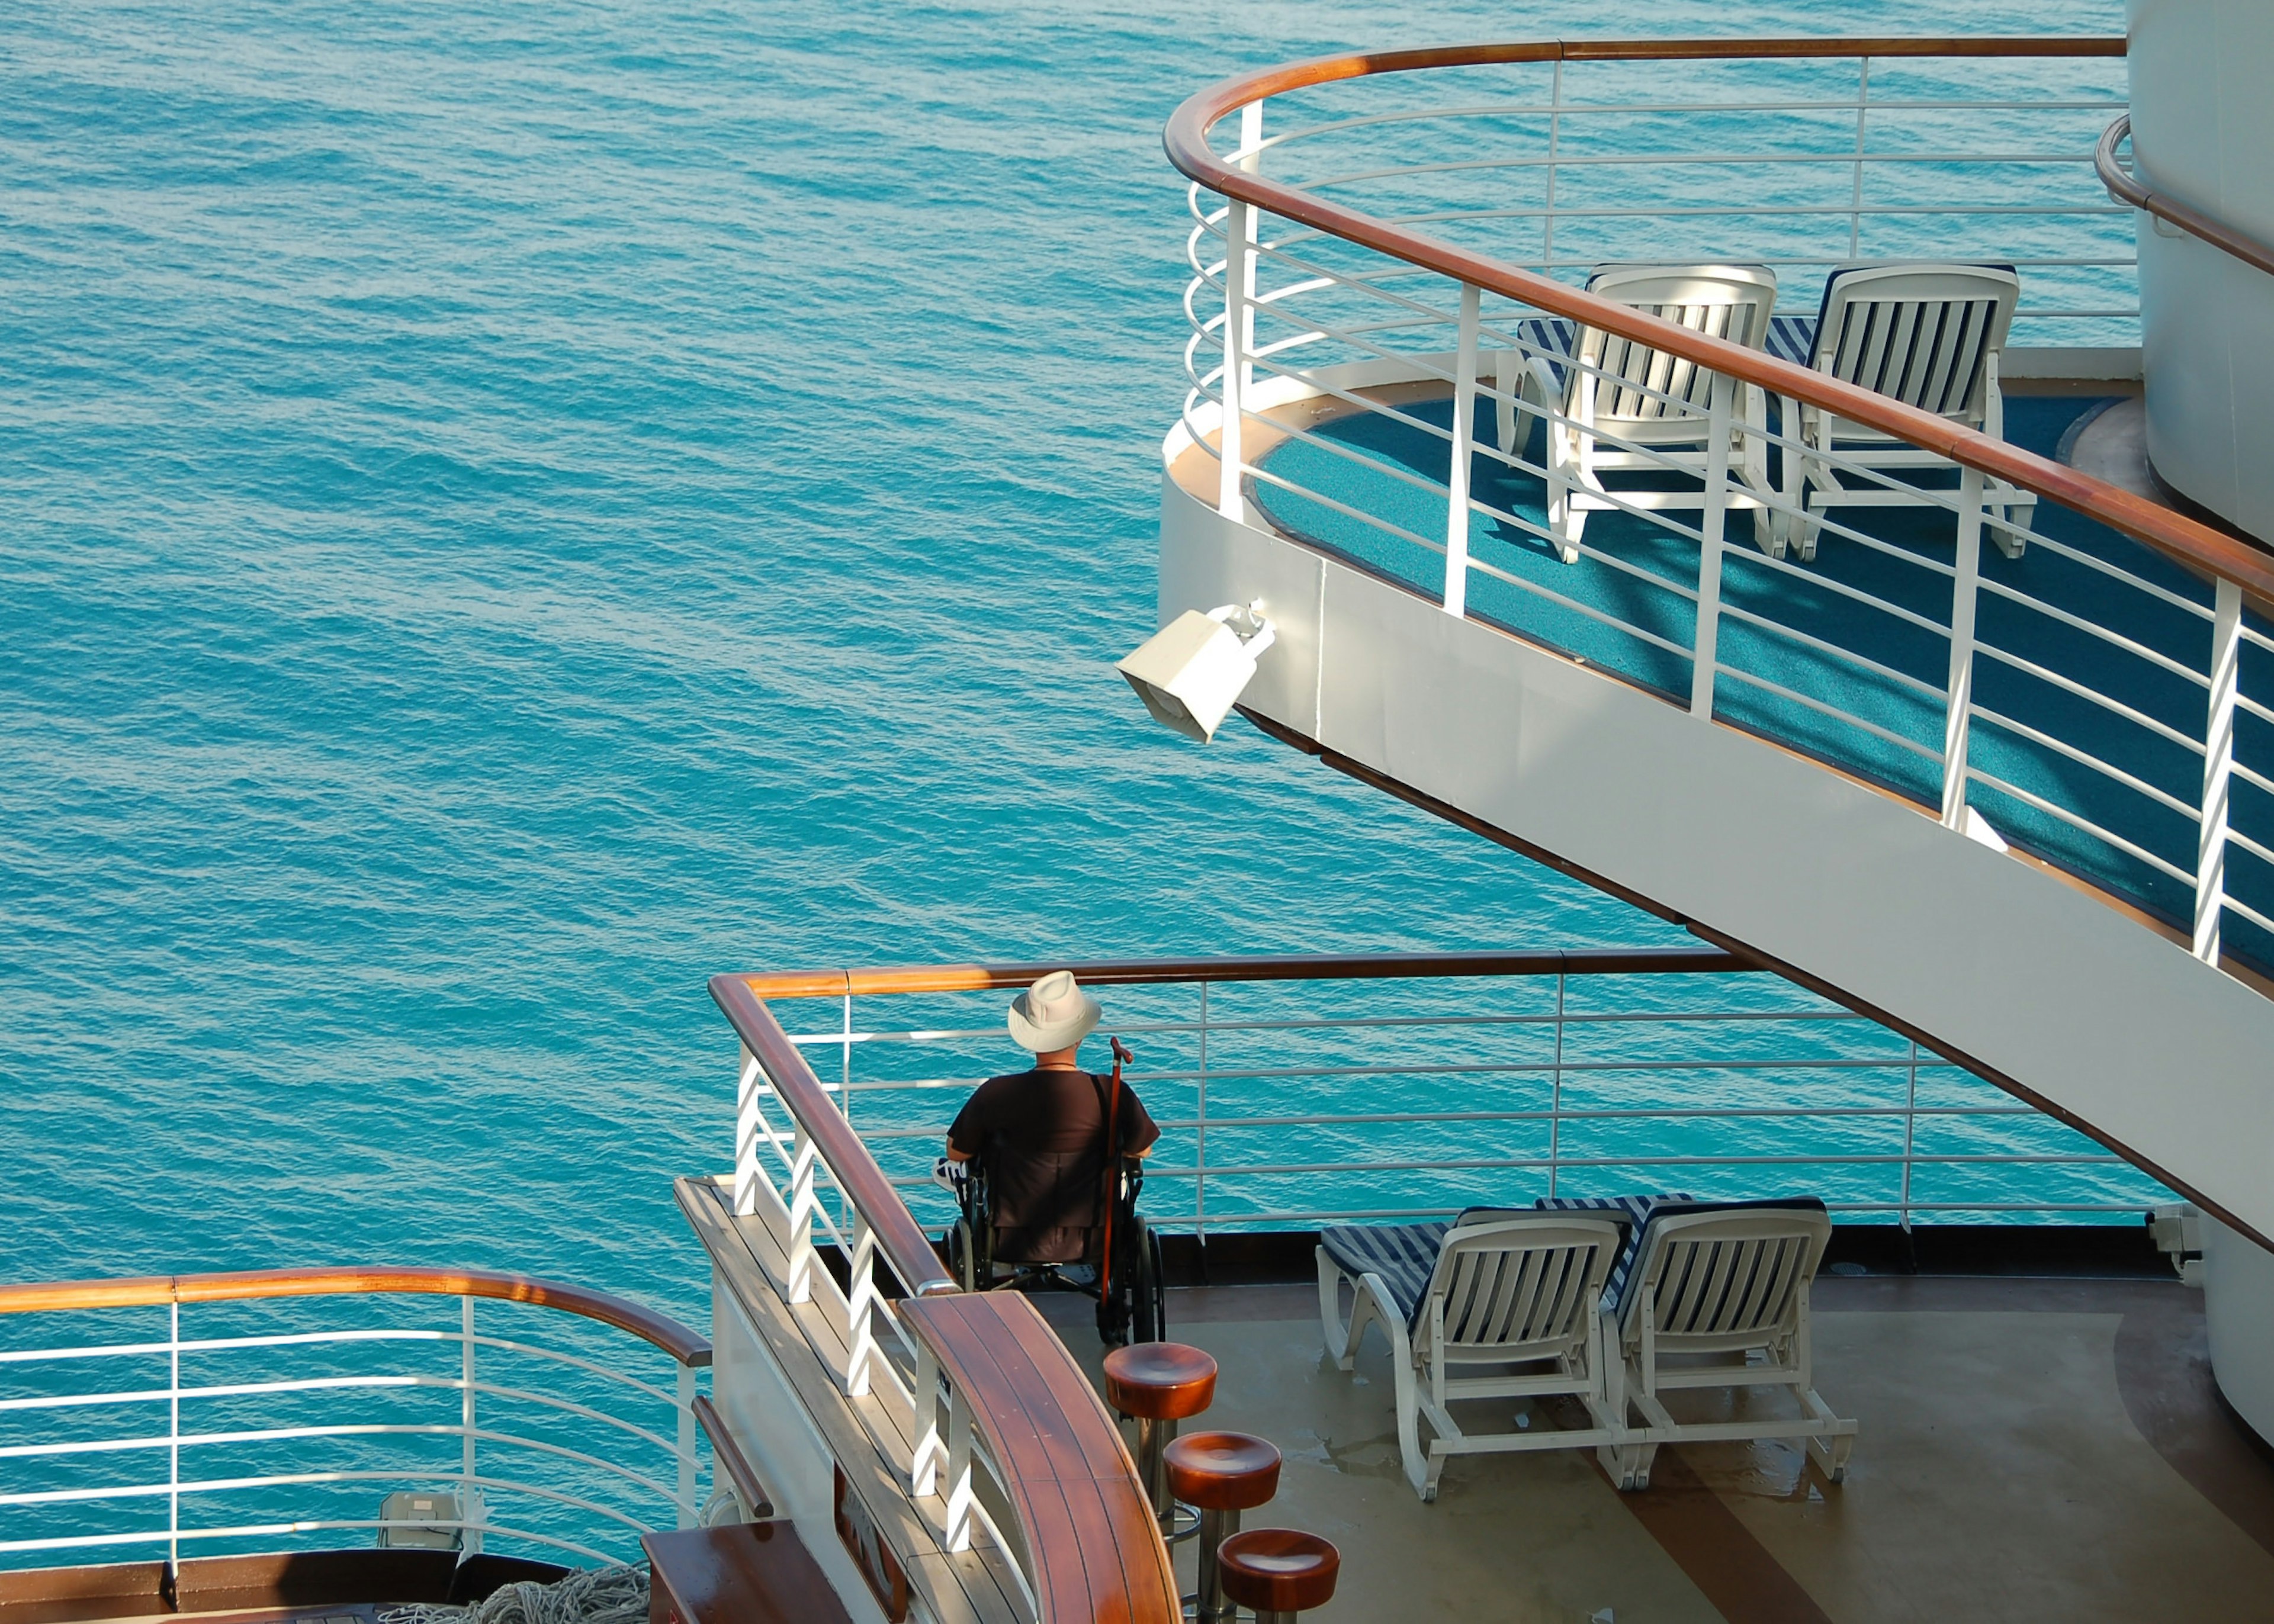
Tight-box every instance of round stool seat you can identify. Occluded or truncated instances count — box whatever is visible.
[1164,1430,1281,1511]
[1218,1529,1341,1615]
[1103,1342,1218,1420]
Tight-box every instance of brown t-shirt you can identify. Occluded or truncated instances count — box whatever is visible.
[947,1067,1161,1264]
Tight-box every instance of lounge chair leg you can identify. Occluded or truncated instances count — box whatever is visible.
[1807,1429,1854,1484]
[1392,1341,1430,1500]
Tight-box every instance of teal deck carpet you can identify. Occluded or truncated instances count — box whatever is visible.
[1252,393,2274,969]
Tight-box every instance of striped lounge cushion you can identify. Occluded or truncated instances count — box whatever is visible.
[1534,1193,1695,1305]
[1512,315,1817,391]
[1594,1195,1832,1321]
[1318,1207,1531,1330]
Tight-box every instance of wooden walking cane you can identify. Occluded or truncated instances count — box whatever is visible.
[1100,1036,1132,1313]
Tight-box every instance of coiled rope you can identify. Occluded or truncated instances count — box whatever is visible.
[380,1564,648,1624]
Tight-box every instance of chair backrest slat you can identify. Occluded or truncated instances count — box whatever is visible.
[1813,262,2020,426]
[1428,1217,1621,1356]
[1620,1204,1831,1352]
[1570,265,1778,423]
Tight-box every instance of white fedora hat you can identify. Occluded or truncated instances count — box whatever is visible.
[1007,970,1101,1053]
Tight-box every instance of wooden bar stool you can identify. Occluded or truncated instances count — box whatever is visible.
[1103,1341,1217,1537]
[1218,1529,1340,1624]
[1164,1431,1280,1624]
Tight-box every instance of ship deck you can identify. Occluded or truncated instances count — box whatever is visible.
[1037,1271,2274,1622]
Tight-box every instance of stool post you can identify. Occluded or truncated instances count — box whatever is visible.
[1196,1507,1241,1623]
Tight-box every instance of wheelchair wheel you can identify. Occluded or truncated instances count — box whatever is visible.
[948,1220,979,1292]
[1131,1222,1166,1344]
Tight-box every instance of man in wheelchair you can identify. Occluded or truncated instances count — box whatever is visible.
[939,970,1167,1345]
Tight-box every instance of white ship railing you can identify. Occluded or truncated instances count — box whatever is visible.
[743,950,2169,1239]
[0,1270,709,1570]
[1162,38,2274,983]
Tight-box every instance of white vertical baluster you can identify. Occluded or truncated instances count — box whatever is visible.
[786,1130,818,1304]
[911,1340,942,1497]
[1218,194,1250,521]
[1238,98,1263,405]
[1690,370,1735,717]
[1850,58,1871,260]
[1195,981,1210,1242]
[1901,1039,1919,1233]
[734,1044,764,1218]
[945,1385,975,1552]
[1217,102,1263,522]
[168,1299,180,1576]
[1444,282,1480,618]
[2197,578,2243,963]
[840,991,855,1123]
[677,1364,698,1529]
[461,1297,483,1555]
[1942,467,1986,829]
[1547,970,1565,1199]
[1541,61,1564,273]
[846,1210,877,1395]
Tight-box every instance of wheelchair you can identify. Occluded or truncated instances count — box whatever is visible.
[936,1054,1168,1347]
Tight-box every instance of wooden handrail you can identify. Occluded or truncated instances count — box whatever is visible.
[1162,37,2274,606]
[2096,114,2274,282]
[900,1292,1181,1622]
[708,973,959,1297]
[0,1265,713,1367]
[692,1393,776,1517]
[733,944,1745,1000]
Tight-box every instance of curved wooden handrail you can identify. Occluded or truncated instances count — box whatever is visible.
[692,1392,776,1517]
[1162,37,2274,606]
[708,973,959,1297]
[0,1265,713,1367]
[900,1292,1181,1622]
[734,944,1743,1000]
[2096,114,2274,281]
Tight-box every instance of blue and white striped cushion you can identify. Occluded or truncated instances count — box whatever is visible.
[1534,1193,1696,1305]
[1319,1222,1446,1327]
[1318,1207,1536,1331]
[1511,316,1817,390]
[1601,1196,1830,1322]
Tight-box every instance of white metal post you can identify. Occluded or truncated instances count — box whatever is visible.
[846,1210,878,1396]
[1195,982,1211,1240]
[1851,58,1871,260]
[1942,467,1986,829]
[1541,61,1564,272]
[911,1340,943,1497]
[945,1386,976,1552]
[461,1297,483,1555]
[168,1299,180,1575]
[1901,1039,1919,1232]
[1444,281,1481,617]
[1218,194,1251,520]
[786,1131,819,1304]
[1547,971,1565,1199]
[734,1044,764,1218]
[1690,370,1735,717]
[676,1365,698,1529]
[2197,578,2243,963]
[1238,99,1263,407]
[840,991,854,1123]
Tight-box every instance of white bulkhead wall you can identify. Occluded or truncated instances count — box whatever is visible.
[2129,0,2274,539]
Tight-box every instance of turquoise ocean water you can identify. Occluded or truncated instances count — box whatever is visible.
[2,0,2127,1327]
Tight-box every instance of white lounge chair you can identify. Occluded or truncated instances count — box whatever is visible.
[1512,263,1781,564]
[1597,1197,1857,1490]
[1316,1209,1627,1501]
[1778,261,2035,560]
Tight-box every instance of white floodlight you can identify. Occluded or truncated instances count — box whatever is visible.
[1116,602,1277,743]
